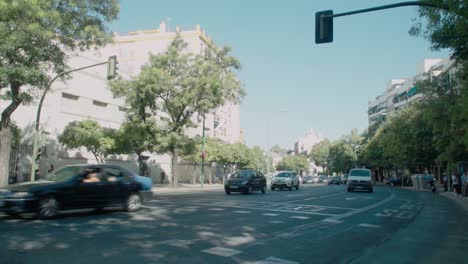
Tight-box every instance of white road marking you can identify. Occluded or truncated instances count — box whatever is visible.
[293,206,303,211]
[303,197,317,201]
[270,221,284,224]
[324,190,395,222]
[208,208,225,211]
[233,210,251,214]
[255,256,300,264]
[346,197,358,200]
[287,194,309,197]
[322,219,343,224]
[166,240,197,248]
[290,216,310,220]
[263,213,279,216]
[202,247,242,257]
[358,223,381,228]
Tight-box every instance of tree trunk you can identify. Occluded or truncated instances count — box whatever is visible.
[171,149,178,188]
[137,154,144,176]
[192,163,197,184]
[0,128,13,187]
[208,164,212,184]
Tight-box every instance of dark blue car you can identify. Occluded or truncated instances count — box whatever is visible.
[0,164,152,219]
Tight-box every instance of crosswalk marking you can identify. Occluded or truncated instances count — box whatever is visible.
[202,247,242,257]
[263,213,279,216]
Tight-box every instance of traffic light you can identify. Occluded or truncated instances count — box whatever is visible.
[315,10,334,44]
[107,55,118,80]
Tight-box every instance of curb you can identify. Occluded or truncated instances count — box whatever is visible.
[439,191,468,212]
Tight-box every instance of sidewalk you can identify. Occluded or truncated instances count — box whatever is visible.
[151,183,224,195]
[439,191,468,212]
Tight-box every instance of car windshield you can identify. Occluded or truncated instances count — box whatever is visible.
[44,166,85,182]
[231,171,254,179]
[349,170,371,177]
[276,172,292,178]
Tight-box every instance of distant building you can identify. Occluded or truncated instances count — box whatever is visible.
[368,58,455,126]
[0,21,241,183]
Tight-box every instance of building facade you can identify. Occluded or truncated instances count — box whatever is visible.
[368,58,454,126]
[1,21,241,183]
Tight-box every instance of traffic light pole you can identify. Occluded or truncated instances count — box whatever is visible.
[200,113,206,188]
[30,60,113,181]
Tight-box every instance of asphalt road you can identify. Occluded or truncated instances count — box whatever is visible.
[1,184,467,264]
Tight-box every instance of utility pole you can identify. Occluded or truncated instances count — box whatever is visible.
[30,57,118,181]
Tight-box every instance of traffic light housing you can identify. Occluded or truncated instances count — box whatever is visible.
[107,55,118,80]
[315,10,334,44]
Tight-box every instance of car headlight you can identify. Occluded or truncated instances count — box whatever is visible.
[241,181,249,185]
[10,192,32,198]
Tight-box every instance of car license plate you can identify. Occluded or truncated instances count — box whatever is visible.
[355,186,363,189]
[230,186,238,189]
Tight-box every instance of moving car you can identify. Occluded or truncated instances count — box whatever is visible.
[225,170,267,195]
[328,176,341,185]
[271,171,300,191]
[347,168,373,193]
[0,164,153,219]
[302,175,314,184]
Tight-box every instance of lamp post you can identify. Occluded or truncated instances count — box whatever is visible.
[200,112,206,188]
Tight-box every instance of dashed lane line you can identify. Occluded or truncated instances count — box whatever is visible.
[255,257,300,264]
[263,213,279,216]
[202,247,242,257]
[358,223,381,228]
[290,216,310,220]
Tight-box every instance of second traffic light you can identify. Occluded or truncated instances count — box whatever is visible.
[107,55,118,80]
[315,10,334,44]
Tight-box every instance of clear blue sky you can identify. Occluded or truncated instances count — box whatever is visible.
[111,0,449,150]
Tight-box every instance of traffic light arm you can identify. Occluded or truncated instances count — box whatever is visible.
[31,57,116,181]
[331,1,452,18]
[316,1,464,44]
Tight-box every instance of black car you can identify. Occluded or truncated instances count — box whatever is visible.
[0,164,153,219]
[225,170,267,195]
[328,176,341,185]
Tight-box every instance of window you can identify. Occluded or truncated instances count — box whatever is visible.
[103,167,131,182]
[62,92,79,100]
[93,100,108,107]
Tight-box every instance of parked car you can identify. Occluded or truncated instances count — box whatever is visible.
[328,176,341,185]
[302,175,314,184]
[385,177,402,186]
[225,170,267,195]
[347,168,374,193]
[271,171,300,191]
[0,164,153,219]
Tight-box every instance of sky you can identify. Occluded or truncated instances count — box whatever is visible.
[111,0,450,150]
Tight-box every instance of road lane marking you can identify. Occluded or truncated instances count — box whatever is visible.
[255,257,300,264]
[290,216,310,220]
[166,240,197,248]
[324,190,395,222]
[303,197,317,200]
[322,219,343,224]
[202,247,242,257]
[358,223,381,228]
[287,194,309,197]
[263,213,279,216]
[293,206,303,211]
[233,210,251,214]
[346,197,358,200]
[270,221,284,224]
[208,208,225,211]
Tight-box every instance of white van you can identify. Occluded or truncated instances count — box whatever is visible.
[347,168,373,193]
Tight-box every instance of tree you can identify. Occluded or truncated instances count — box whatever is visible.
[0,0,119,181]
[276,155,310,175]
[328,140,354,174]
[114,118,160,175]
[270,144,288,156]
[309,139,331,171]
[59,120,116,164]
[111,36,244,187]
[410,0,468,61]
[0,0,119,129]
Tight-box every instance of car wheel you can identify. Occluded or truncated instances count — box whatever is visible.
[271,187,275,191]
[261,185,266,194]
[38,196,59,219]
[347,188,353,192]
[225,189,231,195]
[125,193,142,212]
[288,185,292,191]
[369,188,374,193]
[296,184,299,190]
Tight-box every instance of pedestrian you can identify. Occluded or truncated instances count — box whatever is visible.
[451,171,461,195]
[48,164,55,173]
[461,171,468,197]
[160,170,166,184]
[443,174,448,192]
